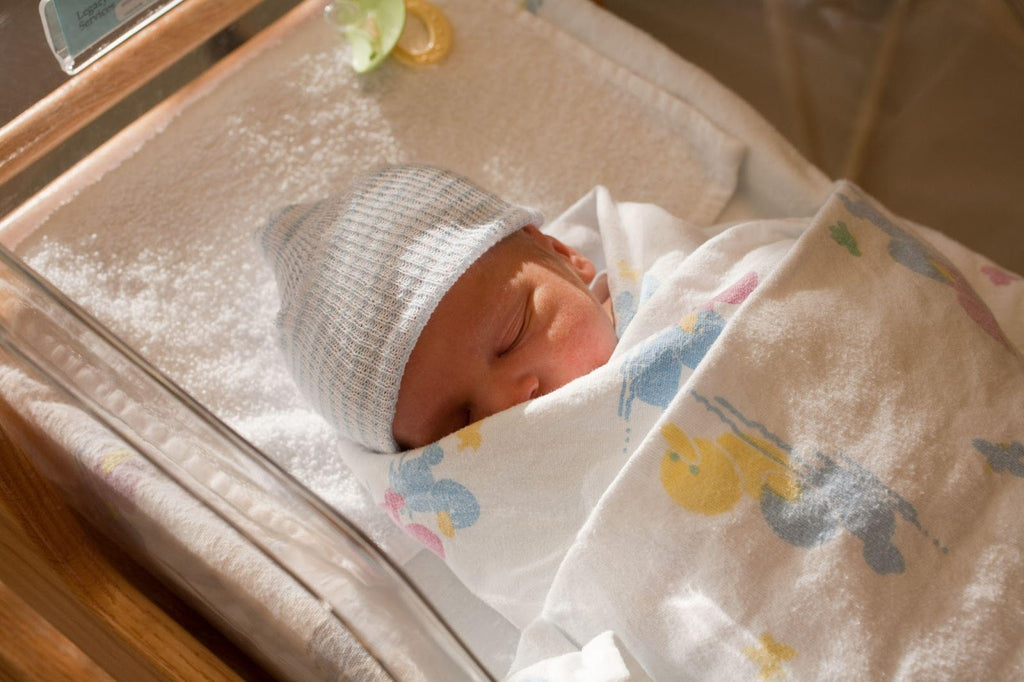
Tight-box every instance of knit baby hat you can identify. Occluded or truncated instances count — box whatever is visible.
[260,164,543,452]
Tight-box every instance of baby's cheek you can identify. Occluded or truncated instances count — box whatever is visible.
[586,319,618,369]
[558,310,616,376]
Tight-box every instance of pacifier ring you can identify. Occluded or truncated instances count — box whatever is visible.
[393,0,453,66]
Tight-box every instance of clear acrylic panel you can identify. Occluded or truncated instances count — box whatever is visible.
[0,243,493,680]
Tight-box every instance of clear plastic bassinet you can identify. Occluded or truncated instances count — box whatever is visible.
[0,242,494,680]
[0,0,499,677]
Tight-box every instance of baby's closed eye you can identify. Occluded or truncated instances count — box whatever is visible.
[497,291,532,357]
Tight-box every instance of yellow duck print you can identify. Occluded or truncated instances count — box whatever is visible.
[456,422,482,451]
[659,423,800,515]
[744,632,797,681]
[616,259,642,283]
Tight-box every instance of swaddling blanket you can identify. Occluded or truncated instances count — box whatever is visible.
[346,181,1024,679]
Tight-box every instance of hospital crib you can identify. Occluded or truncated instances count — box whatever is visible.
[0,0,1020,679]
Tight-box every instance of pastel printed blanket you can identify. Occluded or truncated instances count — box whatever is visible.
[346,181,1024,679]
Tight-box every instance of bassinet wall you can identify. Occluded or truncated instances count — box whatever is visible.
[0,0,861,677]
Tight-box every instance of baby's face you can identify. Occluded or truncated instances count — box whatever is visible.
[392,225,617,449]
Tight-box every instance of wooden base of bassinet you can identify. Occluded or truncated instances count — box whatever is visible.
[0,403,268,681]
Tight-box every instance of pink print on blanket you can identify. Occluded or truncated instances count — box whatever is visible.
[836,188,1014,352]
[384,443,481,559]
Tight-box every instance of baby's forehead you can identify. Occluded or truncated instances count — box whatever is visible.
[422,233,532,331]
[443,236,526,306]
[462,230,549,292]
[445,227,580,323]
[475,227,545,268]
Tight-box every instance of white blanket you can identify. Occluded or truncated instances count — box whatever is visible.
[346,182,1024,679]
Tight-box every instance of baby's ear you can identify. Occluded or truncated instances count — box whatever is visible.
[522,225,597,284]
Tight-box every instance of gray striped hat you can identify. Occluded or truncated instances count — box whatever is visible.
[260,165,543,453]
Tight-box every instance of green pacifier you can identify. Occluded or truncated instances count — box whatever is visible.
[325,0,407,73]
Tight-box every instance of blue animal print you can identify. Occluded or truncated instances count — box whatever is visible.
[614,271,661,335]
[837,188,1011,350]
[614,289,636,335]
[694,393,945,575]
[388,444,480,533]
[759,450,916,574]
[973,439,1024,477]
[618,309,727,420]
[837,190,947,282]
[617,272,758,421]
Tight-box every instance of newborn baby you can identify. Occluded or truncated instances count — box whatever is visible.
[394,222,618,448]
[261,164,617,452]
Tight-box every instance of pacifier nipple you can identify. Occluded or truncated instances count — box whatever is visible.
[325,0,406,73]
